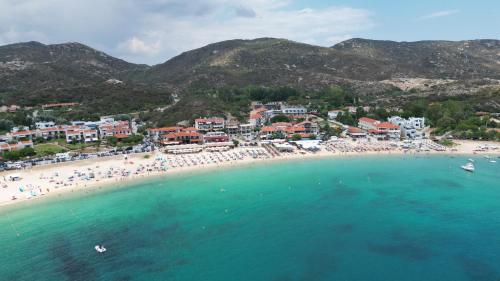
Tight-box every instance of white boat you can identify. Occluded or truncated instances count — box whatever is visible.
[468,158,474,162]
[461,162,475,172]
[490,160,497,163]
[95,245,107,253]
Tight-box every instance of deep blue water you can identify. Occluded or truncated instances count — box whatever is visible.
[0,155,499,281]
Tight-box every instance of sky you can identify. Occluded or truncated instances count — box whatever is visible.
[0,0,498,65]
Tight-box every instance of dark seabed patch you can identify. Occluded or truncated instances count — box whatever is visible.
[146,257,192,276]
[51,236,97,281]
[422,178,464,189]
[439,195,455,202]
[332,223,356,234]
[201,221,242,238]
[456,256,500,281]
[272,275,295,281]
[366,241,433,261]
[299,251,338,281]
[372,189,389,197]
[153,222,181,237]
[365,172,389,182]
[321,182,360,200]
[389,229,409,241]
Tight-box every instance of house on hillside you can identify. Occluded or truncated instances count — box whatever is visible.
[281,106,307,117]
[358,117,379,131]
[328,110,342,120]
[388,116,426,139]
[35,121,56,129]
[0,140,34,153]
[147,127,184,141]
[99,121,132,138]
[195,117,225,132]
[65,129,99,143]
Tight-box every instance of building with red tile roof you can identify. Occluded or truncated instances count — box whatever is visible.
[195,117,225,131]
[0,140,34,153]
[65,128,98,143]
[147,127,184,140]
[164,131,202,144]
[99,121,131,138]
[358,117,380,130]
[203,131,230,143]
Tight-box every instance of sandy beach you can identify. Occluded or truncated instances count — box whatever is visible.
[1,139,498,209]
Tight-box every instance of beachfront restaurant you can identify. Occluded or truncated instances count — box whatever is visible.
[292,140,322,152]
[165,144,203,154]
[274,143,295,152]
[204,142,235,152]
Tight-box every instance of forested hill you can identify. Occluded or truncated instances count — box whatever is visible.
[1,38,500,116]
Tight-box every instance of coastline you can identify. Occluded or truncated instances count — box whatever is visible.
[0,140,498,210]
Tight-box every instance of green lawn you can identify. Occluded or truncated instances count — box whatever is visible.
[34,143,68,156]
[56,139,98,150]
[438,139,456,147]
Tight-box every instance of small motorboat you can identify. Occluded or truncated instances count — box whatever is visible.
[95,245,107,253]
[468,158,474,162]
[461,162,475,172]
[490,160,497,163]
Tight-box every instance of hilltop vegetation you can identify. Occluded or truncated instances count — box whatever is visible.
[0,37,499,125]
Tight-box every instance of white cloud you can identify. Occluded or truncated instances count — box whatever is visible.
[0,0,375,64]
[420,9,460,20]
[119,37,160,55]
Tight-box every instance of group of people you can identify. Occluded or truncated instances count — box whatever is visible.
[162,148,275,168]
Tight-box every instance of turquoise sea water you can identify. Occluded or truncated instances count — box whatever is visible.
[0,155,499,281]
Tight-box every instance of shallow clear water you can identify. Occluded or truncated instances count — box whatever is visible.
[0,155,499,281]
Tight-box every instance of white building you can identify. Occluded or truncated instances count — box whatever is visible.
[71,120,101,128]
[35,121,55,129]
[65,129,99,143]
[328,110,342,121]
[281,106,307,116]
[407,117,425,129]
[239,124,255,139]
[358,117,379,131]
[195,117,225,131]
[388,116,426,139]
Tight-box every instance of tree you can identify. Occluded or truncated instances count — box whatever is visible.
[403,99,427,117]
[271,132,285,139]
[270,115,290,123]
[107,136,118,147]
[34,137,46,144]
[121,134,144,144]
[232,139,239,147]
[115,114,132,121]
[355,107,366,119]
[291,134,302,141]
[0,119,14,132]
[2,150,21,161]
[336,112,356,126]
[436,116,456,130]
[2,147,35,161]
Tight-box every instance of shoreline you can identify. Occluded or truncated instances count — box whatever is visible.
[1,140,498,210]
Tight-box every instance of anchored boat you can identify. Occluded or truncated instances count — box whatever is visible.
[95,245,107,253]
[461,162,475,172]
